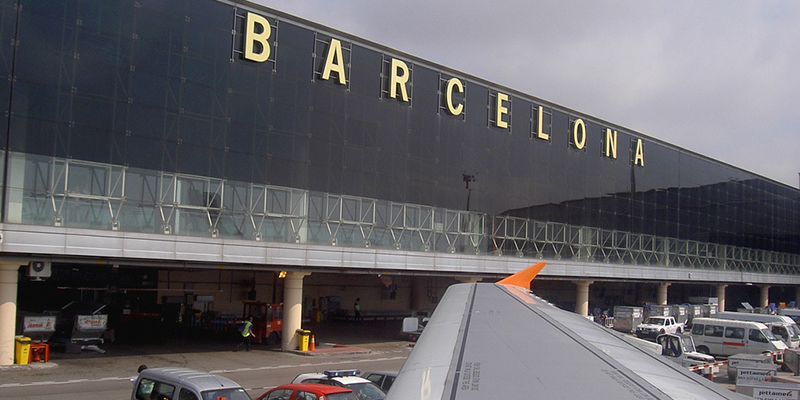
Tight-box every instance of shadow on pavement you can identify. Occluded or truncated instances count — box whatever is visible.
[43,319,407,361]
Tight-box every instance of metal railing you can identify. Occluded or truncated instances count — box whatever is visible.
[9,152,800,275]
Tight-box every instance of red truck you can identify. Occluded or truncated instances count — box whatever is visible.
[242,301,283,344]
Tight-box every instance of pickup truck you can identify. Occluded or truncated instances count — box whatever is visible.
[635,315,683,340]
[656,333,720,376]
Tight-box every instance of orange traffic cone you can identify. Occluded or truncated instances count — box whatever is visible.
[309,335,316,351]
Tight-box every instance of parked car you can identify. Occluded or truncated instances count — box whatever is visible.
[360,371,397,392]
[292,370,385,400]
[131,366,251,400]
[635,316,682,340]
[255,383,358,400]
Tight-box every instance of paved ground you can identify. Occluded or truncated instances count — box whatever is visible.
[4,318,800,398]
[0,319,409,375]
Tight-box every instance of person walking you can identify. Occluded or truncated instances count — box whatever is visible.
[235,315,254,352]
[354,298,362,322]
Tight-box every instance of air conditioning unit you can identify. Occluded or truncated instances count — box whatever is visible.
[28,261,51,279]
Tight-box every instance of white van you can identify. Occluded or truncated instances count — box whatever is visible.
[778,308,800,324]
[690,318,787,362]
[715,311,800,349]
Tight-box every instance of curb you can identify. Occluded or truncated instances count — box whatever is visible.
[286,344,372,356]
[0,362,59,372]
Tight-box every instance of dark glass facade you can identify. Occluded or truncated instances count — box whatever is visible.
[1,0,798,255]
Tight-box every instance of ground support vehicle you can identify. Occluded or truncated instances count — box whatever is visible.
[611,306,644,334]
[655,333,719,376]
[690,317,787,364]
[256,383,358,400]
[131,367,251,400]
[400,316,429,341]
[715,311,800,349]
[635,315,683,341]
[241,301,283,345]
[778,308,800,325]
[189,312,238,334]
[50,301,108,353]
[292,370,386,400]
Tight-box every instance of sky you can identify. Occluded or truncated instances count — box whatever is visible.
[252,1,800,188]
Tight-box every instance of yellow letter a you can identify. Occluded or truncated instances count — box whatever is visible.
[322,39,346,85]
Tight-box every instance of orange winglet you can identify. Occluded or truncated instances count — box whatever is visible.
[496,262,546,288]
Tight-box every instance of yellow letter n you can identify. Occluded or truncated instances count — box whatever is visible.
[604,128,617,159]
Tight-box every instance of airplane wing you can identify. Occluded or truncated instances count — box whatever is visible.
[387,263,746,400]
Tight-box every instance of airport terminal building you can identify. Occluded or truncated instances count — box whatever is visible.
[0,0,798,362]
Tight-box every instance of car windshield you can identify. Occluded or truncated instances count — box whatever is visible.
[790,325,800,339]
[646,317,666,325]
[346,383,386,400]
[679,336,696,353]
[201,388,252,400]
[762,329,778,341]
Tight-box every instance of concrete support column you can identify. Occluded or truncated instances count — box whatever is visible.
[573,281,593,316]
[716,284,728,312]
[760,285,771,310]
[410,276,426,310]
[657,282,671,305]
[0,263,22,366]
[796,287,800,308]
[281,271,311,351]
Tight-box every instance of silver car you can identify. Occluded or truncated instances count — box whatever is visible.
[131,367,251,400]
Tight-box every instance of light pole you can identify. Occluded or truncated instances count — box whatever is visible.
[463,173,477,211]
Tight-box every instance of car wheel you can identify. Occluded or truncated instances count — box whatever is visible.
[267,331,279,345]
[697,345,710,355]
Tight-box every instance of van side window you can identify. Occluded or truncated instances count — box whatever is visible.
[725,327,745,339]
[178,389,199,400]
[749,329,769,343]
[691,324,704,335]
[705,325,724,337]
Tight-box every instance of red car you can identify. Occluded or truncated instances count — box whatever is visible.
[256,383,359,400]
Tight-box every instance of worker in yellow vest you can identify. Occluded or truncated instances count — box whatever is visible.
[354,298,362,322]
[235,315,254,352]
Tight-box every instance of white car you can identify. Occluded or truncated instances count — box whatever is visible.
[635,316,683,340]
[292,370,386,400]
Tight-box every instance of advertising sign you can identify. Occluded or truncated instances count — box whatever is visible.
[23,316,55,332]
[738,368,777,385]
[754,388,798,400]
[77,315,108,330]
